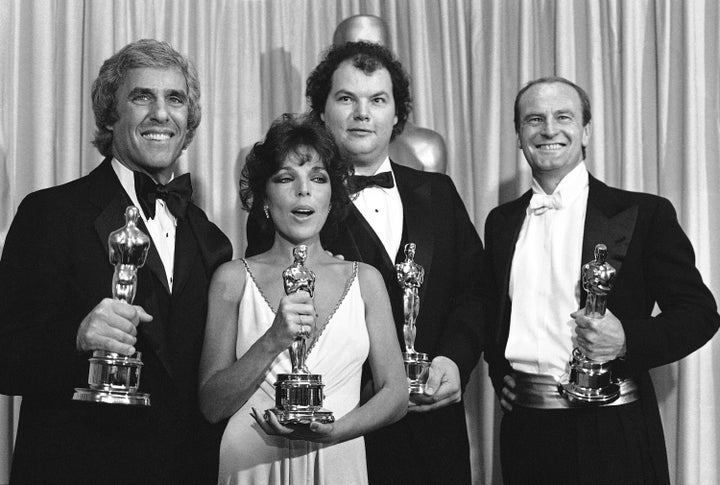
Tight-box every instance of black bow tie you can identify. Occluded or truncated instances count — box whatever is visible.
[348,171,394,192]
[134,171,193,220]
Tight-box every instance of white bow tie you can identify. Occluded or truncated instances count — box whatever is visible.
[529,192,563,215]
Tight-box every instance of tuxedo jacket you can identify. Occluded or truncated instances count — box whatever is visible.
[0,159,232,484]
[483,174,720,477]
[247,162,486,484]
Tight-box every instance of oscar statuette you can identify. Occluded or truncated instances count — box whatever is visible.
[396,243,431,393]
[269,245,334,424]
[73,206,151,406]
[559,243,621,404]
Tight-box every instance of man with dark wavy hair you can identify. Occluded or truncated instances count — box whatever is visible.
[0,39,231,483]
[247,41,485,484]
[332,14,448,174]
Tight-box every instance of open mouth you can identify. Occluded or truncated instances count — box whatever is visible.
[291,208,315,217]
[142,131,174,141]
[537,143,565,151]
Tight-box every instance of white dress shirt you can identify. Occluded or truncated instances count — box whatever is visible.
[352,158,404,261]
[505,162,590,379]
[112,159,177,291]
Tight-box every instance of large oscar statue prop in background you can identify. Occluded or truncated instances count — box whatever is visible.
[560,243,620,404]
[269,245,334,424]
[73,206,152,406]
[396,243,431,393]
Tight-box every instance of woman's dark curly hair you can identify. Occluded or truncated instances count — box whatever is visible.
[306,41,412,140]
[91,39,202,157]
[240,114,353,234]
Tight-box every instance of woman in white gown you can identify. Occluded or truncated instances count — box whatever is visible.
[199,115,407,485]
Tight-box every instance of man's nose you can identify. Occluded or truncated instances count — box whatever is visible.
[353,101,370,121]
[541,118,558,136]
[149,99,170,122]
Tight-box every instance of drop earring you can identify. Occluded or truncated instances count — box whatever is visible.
[263,204,270,219]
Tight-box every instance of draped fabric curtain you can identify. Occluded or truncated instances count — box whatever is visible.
[1,1,718,483]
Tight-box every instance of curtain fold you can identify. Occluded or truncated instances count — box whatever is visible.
[1,1,718,483]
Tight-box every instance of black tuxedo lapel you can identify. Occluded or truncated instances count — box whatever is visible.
[171,217,198,299]
[87,159,172,378]
[495,191,531,293]
[392,163,434,303]
[342,204,395,270]
[89,160,133,258]
[89,160,171,295]
[580,176,638,307]
[492,191,531,345]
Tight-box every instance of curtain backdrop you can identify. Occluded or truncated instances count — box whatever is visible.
[1,1,718,483]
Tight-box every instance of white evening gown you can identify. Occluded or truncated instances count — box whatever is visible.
[218,261,369,485]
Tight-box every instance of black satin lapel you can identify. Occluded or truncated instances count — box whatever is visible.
[583,203,637,271]
[137,218,171,295]
[134,273,170,373]
[497,193,531,290]
[606,206,638,270]
[496,198,529,343]
[93,191,131,264]
[170,218,198,297]
[342,205,395,270]
[581,190,639,307]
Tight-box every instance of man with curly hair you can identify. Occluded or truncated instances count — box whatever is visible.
[0,39,232,483]
[332,14,448,174]
[247,41,485,484]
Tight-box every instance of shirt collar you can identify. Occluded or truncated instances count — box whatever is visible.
[374,157,393,174]
[112,158,141,204]
[531,161,589,201]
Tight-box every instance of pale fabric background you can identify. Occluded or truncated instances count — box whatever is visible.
[1,1,718,484]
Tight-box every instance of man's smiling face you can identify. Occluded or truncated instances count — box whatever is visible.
[516,81,591,183]
[110,67,189,183]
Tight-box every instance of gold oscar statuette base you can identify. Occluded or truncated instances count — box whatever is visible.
[72,350,151,406]
[270,373,334,425]
[558,349,620,404]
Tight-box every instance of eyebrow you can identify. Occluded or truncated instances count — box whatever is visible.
[333,88,389,98]
[333,88,356,97]
[126,87,187,100]
[166,89,188,100]
[523,108,575,119]
[127,87,155,99]
[277,163,328,172]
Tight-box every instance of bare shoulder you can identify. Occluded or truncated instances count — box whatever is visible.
[356,262,385,293]
[210,258,248,299]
